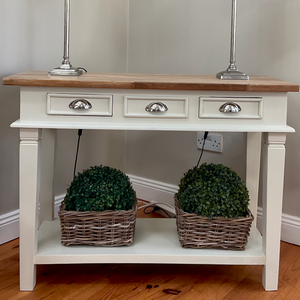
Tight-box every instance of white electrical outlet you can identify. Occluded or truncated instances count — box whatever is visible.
[197,132,223,153]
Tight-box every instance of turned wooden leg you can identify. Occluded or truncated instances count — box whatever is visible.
[246,132,262,224]
[19,128,41,291]
[39,129,56,225]
[262,132,286,291]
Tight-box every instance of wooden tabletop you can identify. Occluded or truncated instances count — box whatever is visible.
[2,71,299,92]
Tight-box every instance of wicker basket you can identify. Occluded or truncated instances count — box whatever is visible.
[58,200,137,247]
[175,198,254,250]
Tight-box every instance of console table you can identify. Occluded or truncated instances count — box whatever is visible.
[3,71,298,291]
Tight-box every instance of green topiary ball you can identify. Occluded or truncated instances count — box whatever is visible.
[65,165,136,212]
[176,163,250,219]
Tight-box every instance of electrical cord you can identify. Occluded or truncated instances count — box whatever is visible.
[73,129,83,179]
[196,131,209,168]
[138,201,175,211]
[143,205,173,218]
[78,67,88,73]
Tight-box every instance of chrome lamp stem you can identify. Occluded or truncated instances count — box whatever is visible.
[49,0,83,76]
[216,0,249,80]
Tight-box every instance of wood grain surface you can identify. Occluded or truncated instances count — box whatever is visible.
[3,71,299,92]
[1,204,300,299]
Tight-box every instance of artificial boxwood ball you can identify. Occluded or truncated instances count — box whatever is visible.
[176,163,250,219]
[65,165,136,212]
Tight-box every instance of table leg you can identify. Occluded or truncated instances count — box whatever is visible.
[262,132,286,291]
[39,129,56,225]
[246,132,262,224]
[19,128,41,291]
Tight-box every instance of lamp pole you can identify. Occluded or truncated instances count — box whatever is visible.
[216,0,248,80]
[49,0,84,76]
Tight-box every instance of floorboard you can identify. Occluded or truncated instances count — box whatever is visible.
[1,202,300,299]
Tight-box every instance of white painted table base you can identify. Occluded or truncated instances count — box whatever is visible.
[262,133,286,290]
[5,72,297,292]
[17,129,286,292]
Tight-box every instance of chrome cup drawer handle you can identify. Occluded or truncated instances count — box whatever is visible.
[69,99,92,110]
[145,102,168,113]
[219,102,241,113]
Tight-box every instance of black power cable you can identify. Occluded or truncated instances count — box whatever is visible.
[143,205,173,218]
[78,67,88,73]
[73,129,83,179]
[196,131,209,168]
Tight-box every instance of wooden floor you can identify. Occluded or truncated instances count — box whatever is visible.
[1,204,300,299]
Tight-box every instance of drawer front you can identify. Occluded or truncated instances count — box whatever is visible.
[124,96,188,118]
[47,93,113,116]
[199,96,263,119]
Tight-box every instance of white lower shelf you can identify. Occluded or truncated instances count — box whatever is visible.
[35,218,265,265]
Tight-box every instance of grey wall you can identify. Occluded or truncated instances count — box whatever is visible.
[0,0,129,215]
[125,0,247,186]
[126,0,300,218]
[1,0,300,221]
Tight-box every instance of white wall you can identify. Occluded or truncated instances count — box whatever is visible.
[0,0,129,215]
[126,0,300,219]
[1,0,300,223]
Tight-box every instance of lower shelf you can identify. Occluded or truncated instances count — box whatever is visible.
[35,218,265,265]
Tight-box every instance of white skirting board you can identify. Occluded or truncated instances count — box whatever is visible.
[1,175,300,246]
[0,210,19,245]
[128,175,300,247]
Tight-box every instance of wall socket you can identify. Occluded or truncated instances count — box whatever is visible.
[197,132,223,153]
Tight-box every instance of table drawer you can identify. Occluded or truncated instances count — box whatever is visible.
[47,93,113,116]
[199,96,263,119]
[124,96,188,118]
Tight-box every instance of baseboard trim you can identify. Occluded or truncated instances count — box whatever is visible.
[256,207,300,246]
[129,174,177,206]
[129,174,300,247]
[2,175,300,246]
[0,209,19,245]
[54,194,65,218]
